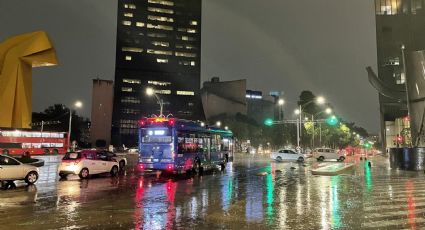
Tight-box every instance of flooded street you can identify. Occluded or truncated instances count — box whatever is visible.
[1,154,425,229]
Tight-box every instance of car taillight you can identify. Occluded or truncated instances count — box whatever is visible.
[139,164,145,171]
[167,164,173,170]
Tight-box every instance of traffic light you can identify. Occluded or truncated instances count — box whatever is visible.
[326,115,338,126]
[264,118,273,126]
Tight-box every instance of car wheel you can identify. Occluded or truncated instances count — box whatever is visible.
[79,168,90,179]
[318,156,324,162]
[276,156,283,162]
[297,157,304,163]
[119,160,126,170]
[339,156,345,162]
[59,173,67,179]
[25,171,38,185]
[110,166,119,176]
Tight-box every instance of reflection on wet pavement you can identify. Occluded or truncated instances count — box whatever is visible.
[1,154,425,229]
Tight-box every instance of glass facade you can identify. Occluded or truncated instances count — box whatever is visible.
[113,0,203,146]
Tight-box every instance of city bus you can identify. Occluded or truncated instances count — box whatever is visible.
[137,117,234,174]
[0,129,68,155]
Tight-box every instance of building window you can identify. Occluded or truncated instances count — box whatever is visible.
[147,33,167,38]
[156,58,168,63]
[179,61,190,66]
[122,47,143,53]
[122,20,132,26]
[384,57,400,66]
[124,4,136,9]
[147,49,172,55]
[176,91,195,96]
[148,15,174,22]
[121,96,140,104]
[147,23,173,31]
[125,56,132,61]
[136,22,145,27]
[147,7,174,14]
[154,89,171,95]
[190,61,196,66]
[124,12,133,17]
[148,0,174,6]
[148,80,171,86]
[178,35,196,41]
[152,41,169,47]
[178,28,197,33]
[123,78,141,84]
[175,52,196,58]
[122,108,140,114]
[122,87,133,92]
[190,20,198,26]
[396,73,406,84]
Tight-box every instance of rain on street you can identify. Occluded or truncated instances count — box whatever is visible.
[1,154,424,230]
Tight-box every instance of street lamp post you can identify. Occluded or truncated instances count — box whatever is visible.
[146,87,164,117]
[278,99,284,120]
[297,96,325,149]
[68,101,82,151]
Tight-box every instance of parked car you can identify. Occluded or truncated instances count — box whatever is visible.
[97,150,127,170]
[0,155,39,185]
[58,150,119,179]
[270,149,304,162]
[313,148,345,162]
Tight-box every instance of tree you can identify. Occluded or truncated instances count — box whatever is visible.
[32,104,90,147]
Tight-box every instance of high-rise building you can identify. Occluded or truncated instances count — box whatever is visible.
[374,0,425,150]
[91,79,114,147]
[112,0,202,146]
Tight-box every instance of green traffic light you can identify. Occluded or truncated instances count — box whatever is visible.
[326,115,338,126]
[264,118,273,126]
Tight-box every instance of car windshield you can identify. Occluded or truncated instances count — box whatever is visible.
[63,152,80,160]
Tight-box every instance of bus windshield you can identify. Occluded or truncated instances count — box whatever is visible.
[140,128,172,143]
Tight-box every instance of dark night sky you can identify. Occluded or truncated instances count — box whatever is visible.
[0,0,379,133]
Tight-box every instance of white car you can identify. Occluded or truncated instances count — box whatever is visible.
[270,149,305,162]
[313,148,345,162]
[98,151,127,170]
[0,155,39,185]
[58,150,119,179]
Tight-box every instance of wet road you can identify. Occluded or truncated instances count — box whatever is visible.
[1,154,425,230]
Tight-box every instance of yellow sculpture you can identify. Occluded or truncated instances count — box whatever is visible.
[0,31,58,128]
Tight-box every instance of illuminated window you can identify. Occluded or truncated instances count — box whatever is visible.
[122,108,140,114]
[122,47,143,53]
[122,87,133,92]
[124,12,133,17]
[152,41,169,47]
[190,20,198,25]
[175,44,183,49]
[124,4,136,9]
[175,52,196,58]
[185,45,196,50]
[156,58,168,63]
[148,0,174,6]
[147,7,174,14]
[178,35,196,41]
[125,55,132,61]
[136,22,145,27]
[179,61,190,66]
[148,80,171,86]
[178,28,197,33]
[123,78,141,84]
[190,61,196,66]
[154,89,171,95]
[147,49,172,55]
[176,91,195,96]
[147,33,167,38]
[121,96,140,104]
[147,23,173,31]
[148,15,174,22]
[122,20,132,26]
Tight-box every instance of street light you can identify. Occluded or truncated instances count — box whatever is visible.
[278,99,285,105]
[146,87,164,116]
[277,99,285,120]
[216,121,221,127]
[294,109,300,115]
[297,96,326,148]
[316,96,325,104]
[200,122,205,127]
[68,101,82,151]
[225,126,229,130]
[325,108,332,114]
